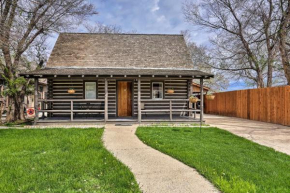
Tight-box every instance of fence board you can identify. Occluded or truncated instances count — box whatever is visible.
[204,86,290,126]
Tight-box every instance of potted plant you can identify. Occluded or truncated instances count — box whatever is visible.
[206,93,215,100]
[167,88,174,94]
[67,88,75,94]
[189,95,199,103]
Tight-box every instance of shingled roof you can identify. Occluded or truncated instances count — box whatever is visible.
[21,33,214,78]
[46,33,193,69]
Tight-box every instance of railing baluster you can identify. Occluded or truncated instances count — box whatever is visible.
[170,100,172,121]
[71,100,73,121]
[194,102,197,119]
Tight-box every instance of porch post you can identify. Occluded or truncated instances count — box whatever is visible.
[188,79,193,117]
[138,78,141,123]
[200,78,204,123]
[105,78,108,123]
[34,78,39,125]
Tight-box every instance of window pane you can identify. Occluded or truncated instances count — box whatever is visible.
[85,82,96,99]
[152,82,163,99]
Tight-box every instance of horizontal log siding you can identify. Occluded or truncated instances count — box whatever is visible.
[133,79,189,115]
[48,78,116,116]
[48,78,190,117]
[205,86,290,126]
[97,79,116,115]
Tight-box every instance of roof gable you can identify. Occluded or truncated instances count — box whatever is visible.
[46,33,193,69]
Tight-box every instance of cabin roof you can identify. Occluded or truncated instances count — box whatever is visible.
[46,33,193,69]
[21,33,214,78]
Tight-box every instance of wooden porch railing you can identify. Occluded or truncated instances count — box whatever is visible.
[38,99,105,121]
[140,99,200,121]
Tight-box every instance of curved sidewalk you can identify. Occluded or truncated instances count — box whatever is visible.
[103,124,218,193]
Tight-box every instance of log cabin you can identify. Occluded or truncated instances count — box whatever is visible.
[21,33,214,124]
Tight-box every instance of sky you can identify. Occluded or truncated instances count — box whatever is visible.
[47,0,246,91]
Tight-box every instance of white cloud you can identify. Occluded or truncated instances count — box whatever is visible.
[157,15,166,22]
[151,0,160,12]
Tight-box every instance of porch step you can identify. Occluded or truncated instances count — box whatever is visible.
[115,123,133,126]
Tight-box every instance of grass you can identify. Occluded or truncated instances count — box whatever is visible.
[136,126,290,193]
[0,128,140,193]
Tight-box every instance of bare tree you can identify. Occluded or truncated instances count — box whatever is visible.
[84,21,122,33]
[181,30,229,91]
[0,0,96,122]
[255,0,280,87]
[183,0,285,88]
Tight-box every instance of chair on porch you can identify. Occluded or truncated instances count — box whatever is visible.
[80,102,93,119]
[80,101,105,119]
[98,101,105,119]
[141,102,147,117]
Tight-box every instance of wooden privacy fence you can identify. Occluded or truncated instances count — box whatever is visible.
[205,86,290,126]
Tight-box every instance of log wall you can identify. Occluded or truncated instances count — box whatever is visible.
[48,78,190,117]
[205,86,290,126]
[133,79,189,115]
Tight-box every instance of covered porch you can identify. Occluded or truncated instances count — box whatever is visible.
[21,68,213,125]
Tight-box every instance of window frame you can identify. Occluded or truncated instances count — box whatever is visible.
[83,81,98,99]
[151,81,164,100]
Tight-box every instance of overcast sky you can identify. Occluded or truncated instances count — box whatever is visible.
[47,0,246,91]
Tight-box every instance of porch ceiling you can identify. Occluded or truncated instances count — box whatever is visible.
[20,67,214,79]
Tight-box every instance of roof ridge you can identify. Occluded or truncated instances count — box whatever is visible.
[60,32,183,36]
[44,67,195,70]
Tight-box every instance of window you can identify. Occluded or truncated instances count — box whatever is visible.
[39,86,43,92]
[85,82,97,99]
[152,82,163,99]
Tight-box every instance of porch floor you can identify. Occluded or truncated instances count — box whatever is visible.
[37,114,202,123]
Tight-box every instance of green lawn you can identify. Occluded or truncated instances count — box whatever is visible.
[0,128,140,193]
[136,126,290,193]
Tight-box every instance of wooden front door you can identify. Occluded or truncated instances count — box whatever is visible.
[118,81,132,117]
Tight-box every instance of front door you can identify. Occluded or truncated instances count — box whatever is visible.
[118,81,132,117]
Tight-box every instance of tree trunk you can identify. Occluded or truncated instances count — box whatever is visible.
[266,36,273,87]
[281,56,290,85]
[278,1,290,85]
[5,95,26,122]
[0,102,3,123]
[267,61,273,87]
[279,35,290,85]
[6,96,15,122]
[257,70,265,88]
[20,95,25,120]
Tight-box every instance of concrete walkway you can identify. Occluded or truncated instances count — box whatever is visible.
[205,114,290,155]
[103,124,218,193]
